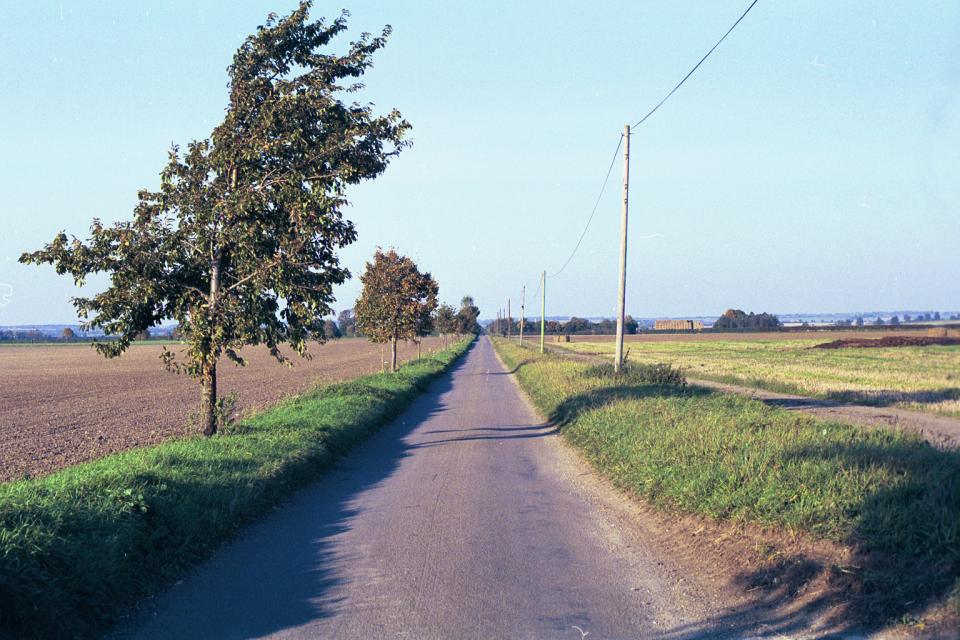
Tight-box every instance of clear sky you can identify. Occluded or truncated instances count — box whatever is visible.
[1,1,958,325]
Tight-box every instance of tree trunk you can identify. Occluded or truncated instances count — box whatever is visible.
[390,336,398,373]
[201,250,222,436]
[417,339,421,360]
[200,359,218,436]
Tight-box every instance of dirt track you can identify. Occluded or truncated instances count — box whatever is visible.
[0,337,445,482]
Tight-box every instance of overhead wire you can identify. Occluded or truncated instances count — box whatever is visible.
[549,134,624,278]
[633,0,760,127]
[527,0,760,300]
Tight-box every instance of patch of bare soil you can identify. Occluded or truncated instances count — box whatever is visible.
[0,337,446,482]
[814,336,960,349]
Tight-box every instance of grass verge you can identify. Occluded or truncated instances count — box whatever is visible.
[0,336,473,639]
[492,337,960,626]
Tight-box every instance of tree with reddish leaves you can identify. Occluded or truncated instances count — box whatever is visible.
[355,249,438,372]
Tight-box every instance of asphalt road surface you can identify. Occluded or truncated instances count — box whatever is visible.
[116,338,761,639]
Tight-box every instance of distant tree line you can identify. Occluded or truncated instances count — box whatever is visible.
[713,309,782,330]
[488,316,639,336]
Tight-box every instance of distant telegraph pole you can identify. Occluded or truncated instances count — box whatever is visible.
[539,271,546,354]
[614,124,630,372]
[519,285,525,344]
[507,299,511,339]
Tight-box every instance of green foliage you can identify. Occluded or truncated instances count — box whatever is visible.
[337,308,358,337]
[354,249,438,371]
[434,303,458,336]
[456,295,482,334]
[0,337,473,639]
[19,2,410,434]
[583,361,686,386]
[323,318,342,339]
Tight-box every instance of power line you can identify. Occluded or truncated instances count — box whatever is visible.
[633,0,760,128]
[550,134,624,278]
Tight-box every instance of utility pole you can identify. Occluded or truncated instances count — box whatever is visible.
[507,299,511,339]
[614,124,630,373]
[539,271,546,354]
[519,285,525,344]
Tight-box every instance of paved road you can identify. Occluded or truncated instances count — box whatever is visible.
[116,338,747,639]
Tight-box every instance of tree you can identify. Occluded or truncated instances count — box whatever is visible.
[60,327,75,340]
[323,319,342,339]
[20,4,410,436]
[563,317,592,335]
[890,315,900,326]
[435,303,458,346]
[713,308,781,330]
[337,309,357,337]
[456,295,481,335]
[355,249,438,372]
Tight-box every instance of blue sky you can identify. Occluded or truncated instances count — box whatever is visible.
[1,1,957,324]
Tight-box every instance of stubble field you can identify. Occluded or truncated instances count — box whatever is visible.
[0,337,445,482]
[550,335,960,417]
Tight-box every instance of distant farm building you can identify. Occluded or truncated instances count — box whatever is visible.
[654,319,704,331]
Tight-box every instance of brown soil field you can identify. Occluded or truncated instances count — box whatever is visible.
[546,328,932,343]
[0,337,445,482]
[814,336,960,349]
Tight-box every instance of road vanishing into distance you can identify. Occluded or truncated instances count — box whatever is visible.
[116,338,804,639]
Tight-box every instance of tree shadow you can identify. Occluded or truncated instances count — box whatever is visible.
[110,352,473,638]
[658,438,960,637]
[542,377,960,636]
[551,383,714,425]
[824,387,960,409]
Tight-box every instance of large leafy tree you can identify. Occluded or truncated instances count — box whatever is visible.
[20,3,410,435]
[355,249,438,372]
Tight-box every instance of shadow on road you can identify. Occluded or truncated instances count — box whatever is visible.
[116,350,474,639]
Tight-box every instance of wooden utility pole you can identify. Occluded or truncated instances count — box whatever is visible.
[507,299,511,339]
[614,124,630,373]
[539,271,546,354]
[519,285,525,344]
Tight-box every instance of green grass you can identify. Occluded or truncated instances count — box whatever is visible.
[493,338,960,620]
[560,338,960,417]
[0,337,473,639]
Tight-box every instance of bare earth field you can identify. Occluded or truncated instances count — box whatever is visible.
[0,337,444,482]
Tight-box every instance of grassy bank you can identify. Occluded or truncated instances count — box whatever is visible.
[0,337,473,639]
[558,338,960,417]
[493,338,960,623]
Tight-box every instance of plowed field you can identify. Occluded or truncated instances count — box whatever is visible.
[0,337,445,482]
